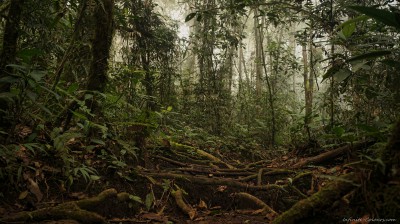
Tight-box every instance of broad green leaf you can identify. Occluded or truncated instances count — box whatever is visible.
[17,48,43,63]
[349,6,400,29]
[337,30,346,40]
[145,193,154,210]
[350,61,368,72]
[347,50,391,62]
[334,69,351,83]
[71,111,88,120]
[342,22,356,38]
[67,83,79,93]
[0,76,19,84]
[84,94,93,100]
[335,15,369,31]
[30,71,46,82]
[185,12,197,22]
[91,138,105,145]
[129,195,143,204]
[332,126,345,137]
[90,175,101,181]
[322,64,341,82]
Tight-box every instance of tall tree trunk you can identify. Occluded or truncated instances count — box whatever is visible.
[307,31,314,138]
[86,0,114,113]
[254,8,263,97]
[303,29,315,140]
[0,0,25,130]
[258,22,276,146]
[290,26,296,94]
[238,45,243,97]
[329,0,335,129]
[302,34,311,139]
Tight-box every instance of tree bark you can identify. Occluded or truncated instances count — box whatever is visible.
[85,0,114,113]
[0,0,25,129]
[272,173,358,224]
[254,8,263,97]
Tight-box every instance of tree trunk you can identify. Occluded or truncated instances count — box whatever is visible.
[254,8,263,98]
[86,0,114,113]
[0,0,25,130]
[258,21,276,146]
[302,34,311,139]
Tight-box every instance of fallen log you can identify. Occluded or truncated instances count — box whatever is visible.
[271,173,359,224]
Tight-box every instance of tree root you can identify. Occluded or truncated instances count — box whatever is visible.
[1,189,119,224]
[238,169,296,182]
[171,189,196,220]
[138,171,284,191]
[292,141,372,168]
[170,141,236,169]
[234,192,277,215]
[271,173,359,224]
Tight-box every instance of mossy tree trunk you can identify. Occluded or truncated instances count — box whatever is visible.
[85,0,114,114]
[0,0,25,130]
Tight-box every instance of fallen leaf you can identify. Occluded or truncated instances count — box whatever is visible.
[16,145,30,165]
[27,178,43,202]
[188,210,196,220]
[141,212,167,222]
[16,125,32,139]
[70,192,87,200]
[216,185,227,192]
[18,190,29,200]
[198,199,208,210]
[266,212,278,220]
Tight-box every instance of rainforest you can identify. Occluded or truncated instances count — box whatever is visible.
[0,0,399,223]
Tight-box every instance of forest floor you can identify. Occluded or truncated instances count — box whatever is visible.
[0,137,394,224]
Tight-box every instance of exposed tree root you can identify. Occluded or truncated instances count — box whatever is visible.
[0,189,119,224]
[171,189,196,220]
[271,173,359,224]
[170,141,236,169]
[172,167,253,177]
[153,155,188,167]
[139,171,284,191]
[238,169,296,182]
[234,192,277,215]
[292,141,372,168]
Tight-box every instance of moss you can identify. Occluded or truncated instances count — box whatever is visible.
[272,173,357,224]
